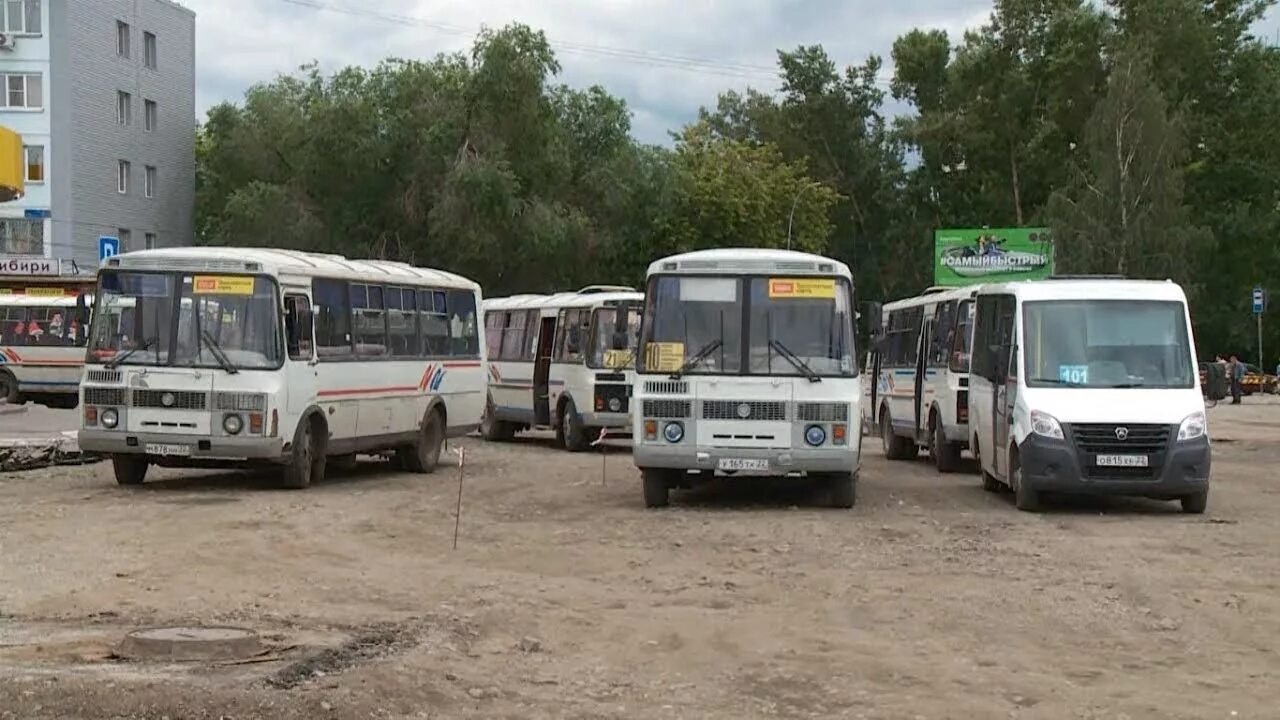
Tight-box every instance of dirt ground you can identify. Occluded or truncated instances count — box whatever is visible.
[2,400,1279,720]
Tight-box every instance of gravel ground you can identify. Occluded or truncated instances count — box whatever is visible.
[0,401,1278,719]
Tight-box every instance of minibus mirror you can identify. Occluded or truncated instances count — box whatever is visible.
[75,293,90,328]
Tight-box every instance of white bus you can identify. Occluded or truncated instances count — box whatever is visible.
[1,293,92,407]
[969,277,1209,513]
[631,248,863,508]
[480,287,643,450]
[865,286,978,472]
[77,247,485,489]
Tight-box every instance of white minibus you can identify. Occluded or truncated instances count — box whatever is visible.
[968,277,1209,513]
[864,286,978,471]
[480,287,643,450]
[77,247,485,488]
[1,293,92,407]
[631,248,863,508]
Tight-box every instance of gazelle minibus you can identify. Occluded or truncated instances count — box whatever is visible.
[865,285,979,471]
[77,247,485,488]
[968,277,1209,513]
[631,248,862,508]
[480,287,643,450]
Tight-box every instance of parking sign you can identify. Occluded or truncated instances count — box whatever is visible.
[98,236,120,261]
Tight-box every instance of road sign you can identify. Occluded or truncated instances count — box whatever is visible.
[98,236,119,261]
[1253,287,1265,315]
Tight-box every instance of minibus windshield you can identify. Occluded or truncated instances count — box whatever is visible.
[588,306,641,369]
[1022,299,1194,389]
[639,275,855,377]
[88,271,282,370]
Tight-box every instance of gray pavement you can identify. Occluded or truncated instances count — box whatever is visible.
[0,403,80,445]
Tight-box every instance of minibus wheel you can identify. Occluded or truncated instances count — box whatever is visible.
[931,414,961,473]
[825,472,856,508]
[1011,453,1040,512]
[480,394,514,441]
[282,415,326,489]
[112,455,148,486]
[561,399,589,452]
[401,407,444,473]
[1180,490,1208,514]
[880,409,916,460]
[0,370,19,405]
[642,468,671,508]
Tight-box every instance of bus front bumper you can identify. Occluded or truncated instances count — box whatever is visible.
[634,444,857,474]
[580,411,632,430]
[1018,434,1210,499]
[78,429,285,461]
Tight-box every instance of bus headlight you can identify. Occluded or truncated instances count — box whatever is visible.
[804,424,827,446]
[1029,410,1064,440]
[663,421,684,443]
[222,413,244,435]
[1177,411,1206,442]
[608,397,622,412]
[100,408,119,429]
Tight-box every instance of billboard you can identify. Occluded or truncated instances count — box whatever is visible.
[933,227,1054,286]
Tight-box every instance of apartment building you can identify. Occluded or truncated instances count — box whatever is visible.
[0,0,195,269]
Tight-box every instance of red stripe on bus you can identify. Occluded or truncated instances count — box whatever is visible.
[317,386,421,398]
[443,361,482,368]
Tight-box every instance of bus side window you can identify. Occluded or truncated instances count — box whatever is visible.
[285,295,313,361]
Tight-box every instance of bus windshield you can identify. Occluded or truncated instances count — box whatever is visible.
[639,275,855,377]
[1022,299,1194,389]
[588,305,641,369]
[88,271,282,370]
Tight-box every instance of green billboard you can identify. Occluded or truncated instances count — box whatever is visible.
[933,227,1054,286]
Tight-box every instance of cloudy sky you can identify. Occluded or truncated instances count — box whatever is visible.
[182,0,1279,146]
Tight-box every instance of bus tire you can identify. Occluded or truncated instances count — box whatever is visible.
[642,468,670,508]
[561,399,589,452]
[480,394,514,441]
[931,413,961,473]
[1011,451,1040,512]
[0,370,20,405]
[111,455,148,486]
[282,414,326,489]
[1180,490,1209,514]
[400,407,444,474]
[974,439,1002,492]
[880,409,915,460]
[825,471,856,508]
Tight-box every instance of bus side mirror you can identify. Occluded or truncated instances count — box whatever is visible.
[75,293,90,328]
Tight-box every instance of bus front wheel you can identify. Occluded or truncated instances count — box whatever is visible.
[0,370,20,405]
[931,414,962,473]
[282,416,326,489]
[561,399,589,452]
[642,468,671,508]
[111,455,148,486]
[824,471,857,508]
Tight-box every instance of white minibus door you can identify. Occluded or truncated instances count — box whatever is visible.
[533,316,557,426]
[913,316,931,438]
[284,293,318,416]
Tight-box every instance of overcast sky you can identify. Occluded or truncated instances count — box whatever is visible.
[182,0,1279,146]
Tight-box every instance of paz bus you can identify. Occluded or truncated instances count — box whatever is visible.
[77,247,485,488]
[864,285,978,472]
[968,277,1209,513]
[631,248,862,508]
[0,268,95,407]
[480,287,643,450]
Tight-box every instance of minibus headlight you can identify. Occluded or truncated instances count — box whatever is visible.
[663,421,684,443]
[1029,410,1064,440]
[804,424,827,446]
[1177,411,1206,442]
[100,408,119,429]
[608,397,622,412]
[223,413,244,435]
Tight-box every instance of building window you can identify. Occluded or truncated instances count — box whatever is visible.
[144,99,156,132]
[1,72,41,109]
[23,145,42,183]
[116,20,129,58]
[0,217,43,254]
[116,90,131,125]
[117,228,131,251]
[117,160,130,194]
[143,31,156,69]
[144,232,157,250]
[2,1,41,35]
[144,165,155,198]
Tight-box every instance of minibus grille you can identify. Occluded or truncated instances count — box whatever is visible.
[644,380,689,395]
[85,369,122,384]
[796,402,849,423]
[1071,423,1170,454]
[703,400,787,421]
[643,399,692,419]
[84,387,126,406]
[132,389,208,410]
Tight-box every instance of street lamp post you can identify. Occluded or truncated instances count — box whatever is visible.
[786,181,821,251]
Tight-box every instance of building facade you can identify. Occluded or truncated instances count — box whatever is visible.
[0,0,194,271]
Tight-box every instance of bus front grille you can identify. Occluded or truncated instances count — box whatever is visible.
[643,399,692,419]
[644,381,689,395]
[796,402,849,423]
[132,389,208,410]
[703,400,787,421]
[84,387,127,406]
[85,369,122,384]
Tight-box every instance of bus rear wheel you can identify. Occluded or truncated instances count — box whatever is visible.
[880,409,916,460]
[111,455,148,486]
[931,414,962,473]
[561,400,589,452]
[0,370,20,405]
[400,408,444,474]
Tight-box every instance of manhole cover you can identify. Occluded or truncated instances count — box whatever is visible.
[116,626,264,662]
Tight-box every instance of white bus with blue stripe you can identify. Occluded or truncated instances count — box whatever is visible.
[865,286,979,472]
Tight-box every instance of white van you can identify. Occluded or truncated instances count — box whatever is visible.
[968,277,1210,513]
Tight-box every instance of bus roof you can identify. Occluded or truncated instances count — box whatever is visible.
[645,248,853,280]
[883,285,980,312]
[101,247,480,291]
[0,294,83,307]
[977,278,1187,303]
[484,289,644,312]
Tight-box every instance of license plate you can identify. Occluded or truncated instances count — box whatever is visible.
[717,458,769,471]
[145,443,192,457]
[1095,454,1148,468]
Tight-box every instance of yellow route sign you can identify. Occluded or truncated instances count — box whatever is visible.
[603,349,633,369]
[192,275,254,295]
[644,342,684,372]
[768,277,835,299]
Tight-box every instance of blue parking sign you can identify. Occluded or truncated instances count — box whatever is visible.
[98,236,120,261]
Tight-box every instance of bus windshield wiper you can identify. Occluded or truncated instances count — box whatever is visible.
[769,340,821,383]
[670,339,722,379]
[105,336,157,369]
[200,329,239,375]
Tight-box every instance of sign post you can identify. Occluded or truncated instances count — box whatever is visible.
[1253,286,1265,371]
[98,235,120,261]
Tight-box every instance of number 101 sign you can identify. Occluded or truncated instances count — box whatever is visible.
[1058,364,1089,385]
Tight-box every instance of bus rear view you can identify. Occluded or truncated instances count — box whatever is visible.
[631,249,862,508]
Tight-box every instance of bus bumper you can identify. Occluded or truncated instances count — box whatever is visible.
[78,430,285,461]
[580,411,632,430]
[1017,434,1210,499]
[634,444,857,474]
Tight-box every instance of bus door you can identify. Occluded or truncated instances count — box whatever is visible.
[283,292,317,416]
[913,315,932,439]
[533,315,557,425]
[989,295,1017,477]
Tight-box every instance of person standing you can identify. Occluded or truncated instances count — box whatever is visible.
[1229,354,1244,404]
